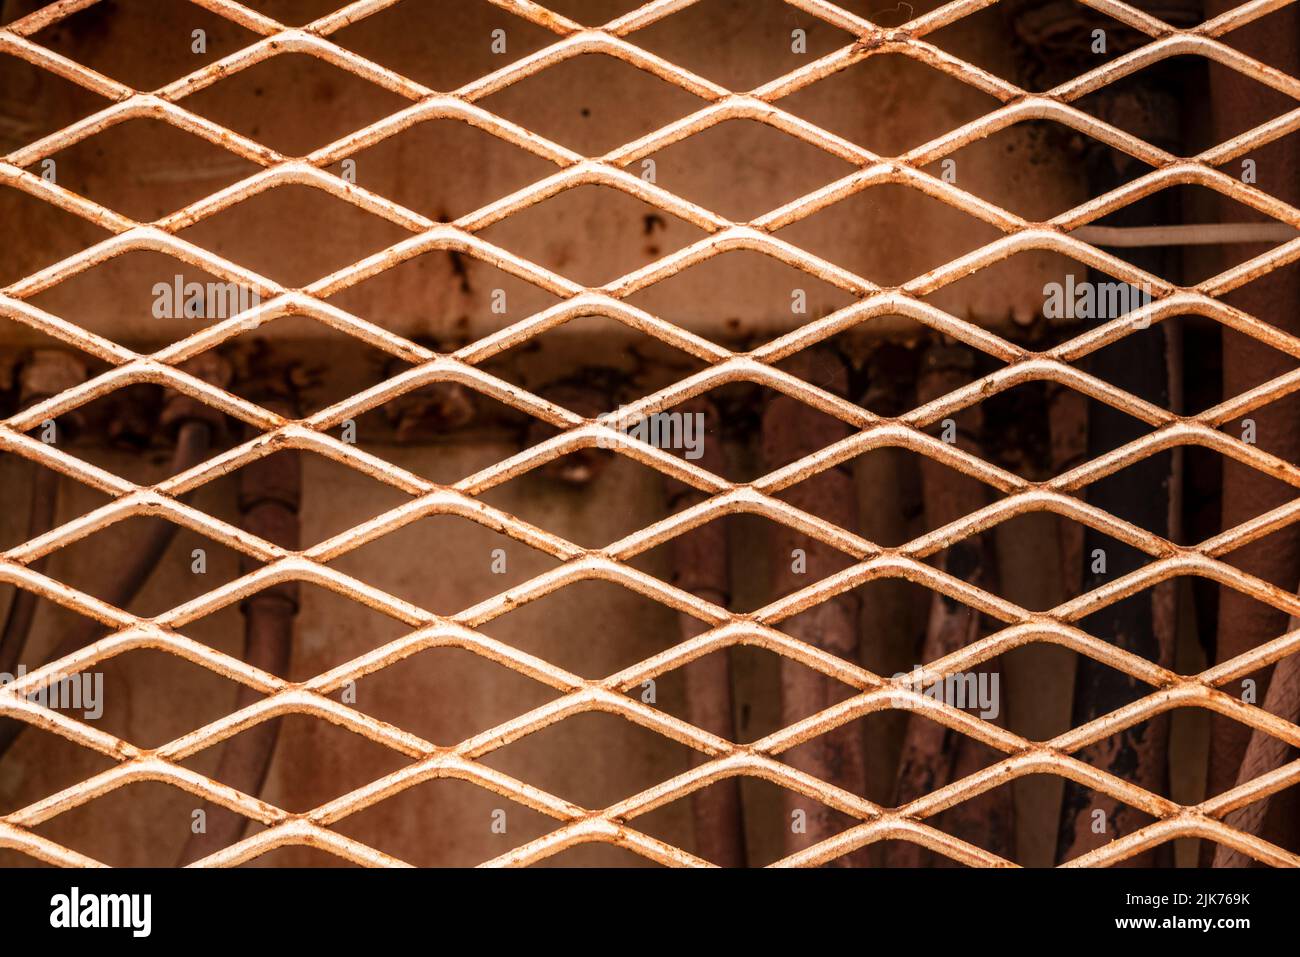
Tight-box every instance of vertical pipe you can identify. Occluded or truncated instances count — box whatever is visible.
[1213,602,1300,866]
[1204,1,1300,859]
[887,342,1014,865]
[763,347,868,865]
[1057,140,1178,866]
[662,396,747,867]
[180,383,299,865]
[1048,384,1088,599]
[0,350,84,680]
[1005,0,1197,869]
[0,357,218,762]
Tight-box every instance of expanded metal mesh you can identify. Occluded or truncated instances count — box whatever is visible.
[2,0,1300,868]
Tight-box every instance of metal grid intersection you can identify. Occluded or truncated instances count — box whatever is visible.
[1,0,1300,868]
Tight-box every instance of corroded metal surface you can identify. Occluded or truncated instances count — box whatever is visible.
[0,0,1299,867]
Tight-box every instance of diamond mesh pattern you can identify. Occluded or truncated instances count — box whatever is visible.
[2,0,1300,867]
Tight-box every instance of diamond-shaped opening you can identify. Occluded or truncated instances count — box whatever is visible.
[1081,184,1294,286]
[327,514,565,615]
[65,648,263,748]
[218,316,408,417]
[476,443,702,547]
[966,377,1053,481]
[476,711,694,809]
[978,379,1161,475]
[25,250,263,349]
[941,514,1153,607]
[323,248,565,343]
[26,118,260,222]
[476,579,681,678]
[919,120,1142,221]
[27,780,208,866]
[179,714,413,813]
[19,383,244,484]
[49,515,258,619]
[631,773,855,866]
[0,50,110,147]
[0,590,135,685]
[929,1,1139,94]
[1092,450,1257,545]
[776,448,1002,543]
[776,185,1004,286]
[841,700,1008,802]
[896,767,1018,862]
[623,249,858,347]
[1076,56,1298,157]
[1076,576,1221,656]
[0,723,117,816]
[178,53,410,157]
[228,448,410,547]
[1101,314,1300,417]
[338,389,542,485]
[31,0,257,92]
[639,644,859,743]
[780,53,1002,156]
[825,575,947,666]
[482,53,707,157]
[919,249,1132,336]
[331,0,561,91]
[345,647,564,747]
[628,513,858,611]
[998,642,1080,742]
[477,184,707,287]
[632,0,854,92]
[780,573,991,663]
[177,581,413,682]
[480,314,711,408]
[0,185,112,288]
[177,184,413,288]
[325,119,557,221]
[688,381,856,483]
[329,777,559,867]
[0,453,112,551]
[1066,708,1214,807]
[644,119,856,222]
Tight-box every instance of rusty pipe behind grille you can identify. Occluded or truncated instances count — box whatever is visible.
[1212,600,1300,868]
[0,418,213,762]
[180,384,301,866]
[662,396,746,867]
[0,350,86,679]
[1056,242,1178,864]
[763,347,868,866]
[1204,0,1300,860]
[886,342,1013,866]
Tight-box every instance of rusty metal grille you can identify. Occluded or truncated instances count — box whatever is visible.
[2,0,1300,868]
